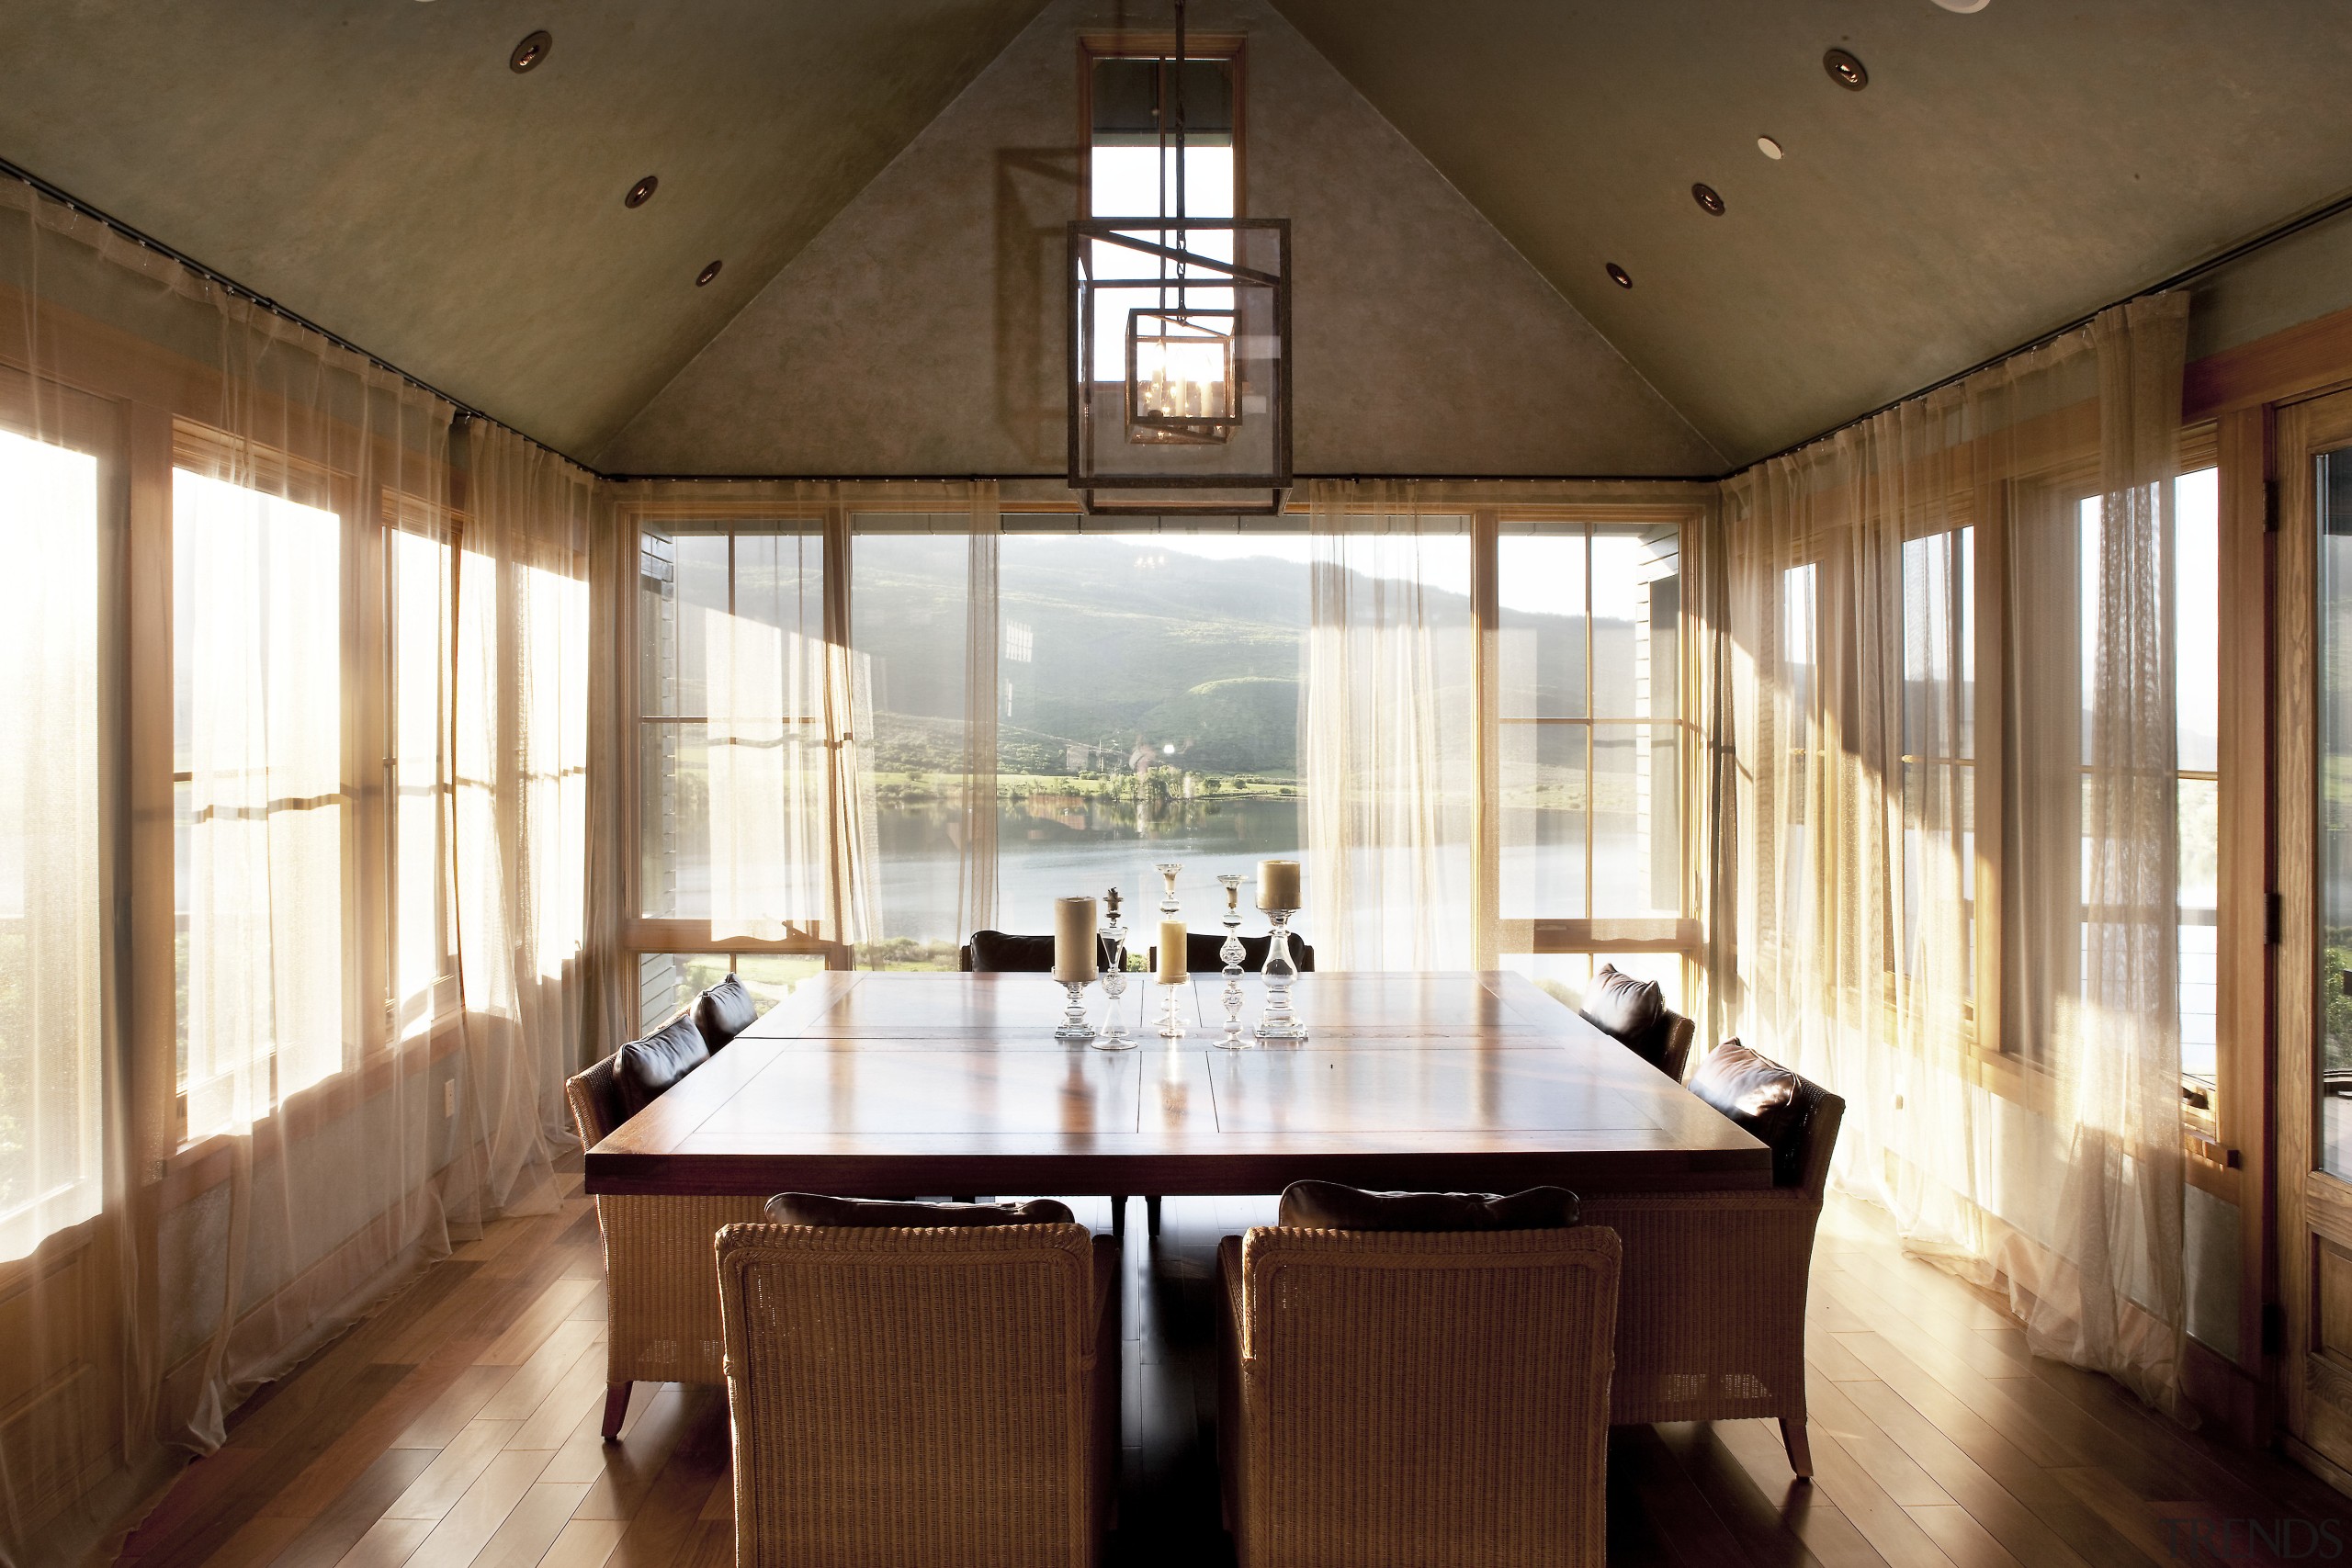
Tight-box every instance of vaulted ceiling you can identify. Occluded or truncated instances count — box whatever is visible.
[5,1,2351,469]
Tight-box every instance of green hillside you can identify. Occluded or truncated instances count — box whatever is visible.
[853,536,1642,778]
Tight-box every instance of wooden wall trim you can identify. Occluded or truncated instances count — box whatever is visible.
[2188,302,2352,423]
[2217,405,2277,1382]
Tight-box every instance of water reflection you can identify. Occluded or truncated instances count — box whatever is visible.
[874,793,1303,953]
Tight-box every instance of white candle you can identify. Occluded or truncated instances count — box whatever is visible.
[1053,896,1098,984]
[1257,859,1301,910]
[1158,920,1188,984]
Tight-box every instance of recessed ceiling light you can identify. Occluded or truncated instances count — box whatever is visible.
[509,30,550,73]
[1824,48,1868,90]
[625,175,659,209]
[1930,0,1989,10]
[1606,263,1633,289]
[696,260,723,287]
[1691,183,1725,216]
[1758,135,1784,160]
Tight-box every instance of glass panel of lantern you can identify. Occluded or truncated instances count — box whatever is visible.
[1126,310,1236,445]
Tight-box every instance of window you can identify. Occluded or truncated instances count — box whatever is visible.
[1900,525,1975,998]
[638,952,824,1036]
[634,522,831,933]
[2176,468,2221,1100]
[2071,469,2218,1094]
[997,525,1306,946]
[1496,516,1691,994]
[390,525,452,1032]
[173,464,347,1138]
[853,521,971,966]
[0,425,105,1259]
[1083,45,1241,386]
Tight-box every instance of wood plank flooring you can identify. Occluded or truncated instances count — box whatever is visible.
[114,1156,2352,1567]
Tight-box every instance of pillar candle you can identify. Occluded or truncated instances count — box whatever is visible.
[1053,896,1098,984]
[1158,920,1188,983]
[1256,859,1301,910]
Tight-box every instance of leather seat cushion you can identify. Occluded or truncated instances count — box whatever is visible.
[1578,964,1672,1069]
[612,1015,710,1121]
[694,975,759,1049]
[1688,1039,1822,1187]
[764,1194,1079,1228]
[1277,1180,1579,1232]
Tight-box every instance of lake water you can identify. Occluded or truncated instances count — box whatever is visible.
[874,794,1305,948]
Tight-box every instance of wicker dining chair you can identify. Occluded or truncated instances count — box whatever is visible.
[1216,1222,1622,1567]
[1581,1040,1846,1478]
[716,1216,1119,1568]
[566,1047,768,1438]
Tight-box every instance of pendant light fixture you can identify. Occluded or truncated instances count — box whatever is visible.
[1068,0,1291,514]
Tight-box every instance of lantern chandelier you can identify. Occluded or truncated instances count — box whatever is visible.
[1068,0,1292,514]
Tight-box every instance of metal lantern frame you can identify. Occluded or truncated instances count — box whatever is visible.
[1068,216,1292,515]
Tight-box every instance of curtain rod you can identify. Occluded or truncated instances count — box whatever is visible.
[604,471,1715,484]
[1736,180,2352,476]
[0,156,596,475]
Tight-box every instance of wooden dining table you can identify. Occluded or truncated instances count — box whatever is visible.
[582,969,1770,1200]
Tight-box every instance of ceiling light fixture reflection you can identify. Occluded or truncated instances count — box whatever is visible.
[509,30,551,73]
[696,260,723,287]
[1606,263,1633,288]
[1691,183,1726,216]
[625,175,659,209]
[1824,48,1868,89]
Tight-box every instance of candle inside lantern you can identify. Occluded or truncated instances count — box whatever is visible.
[1158,920,1188,984]
[1256,859,1301,910]
[1053,896,1099,984]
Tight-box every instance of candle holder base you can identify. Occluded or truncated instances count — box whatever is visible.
[1252,907,1306,1043]
[1053,979,1097,1043]
[1156,985,1188,1040]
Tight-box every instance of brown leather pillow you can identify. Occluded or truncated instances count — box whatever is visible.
[694,974,759,1050]
[612,1015,710,1121]
[1277,1180,1578,1232]
[1687,1039,1821,1187]
[764,1194,1078,1228]
[1579,963,1672,1070]
[967,930,1117,974]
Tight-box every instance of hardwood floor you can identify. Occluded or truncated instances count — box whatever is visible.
[116,1157,2352,1567]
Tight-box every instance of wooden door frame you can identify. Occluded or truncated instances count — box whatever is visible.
[2274,386,2352,1484]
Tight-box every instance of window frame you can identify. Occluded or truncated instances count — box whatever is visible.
[162,419,459,1148]
[1477,501,1708,988]
[617,497,849,970]
[1078,32,1248,225]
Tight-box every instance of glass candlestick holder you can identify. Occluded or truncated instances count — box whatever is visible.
[1253,908,1307,1043]
[1156,862,1182,917]
[1157,979,1188,1039]
[1053,978,1097,1043]
[1096,886,1133,1050]
[1216,874,1249,1049]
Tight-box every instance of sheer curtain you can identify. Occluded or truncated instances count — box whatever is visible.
[1722,294,2191,1404]
[1304,479,1477,970]
[0,424,105,1268]
[0,177,594,1563]
[960,485,1001,936]
[452,420,594,1216]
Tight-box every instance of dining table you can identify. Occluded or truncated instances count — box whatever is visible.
[582,970,1771,1201]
